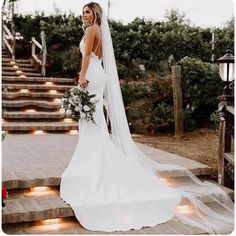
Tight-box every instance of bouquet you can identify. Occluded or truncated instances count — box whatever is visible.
[61,86,98,124]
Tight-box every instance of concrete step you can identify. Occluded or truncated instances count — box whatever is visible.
[2,100,61,109]
[2,66,38,72]
[2,71,42,76]
[2,181,233,224]
[2,83,72,91]
[2,121,78,132]
[2,76,75,84]
[2,91,64,99]
[3,203,233,234]
[2,195,73,224]
[2,58,32,63]
[3,111,65,119]
[2,135,213,189]
[2,62,34,68]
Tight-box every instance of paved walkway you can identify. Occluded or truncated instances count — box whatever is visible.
[2,134,210,188]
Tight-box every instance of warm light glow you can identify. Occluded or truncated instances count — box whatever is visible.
[45,81,54,86]
[10,61,15,64]
[160,178,172,186]
[64,118,73,123]
[26,186,56,196]
[16,70,23,74]
[20,89,29,93]
[19,75,26,78]
[49,90,58,94]
[36,218,63,231]
[68,130,79,135]
[59,108,64,112]
[177,205,194,214]
[26,109,36,112]
[13,65,19,69]
[53,98,61,103]
[33,130,46,135]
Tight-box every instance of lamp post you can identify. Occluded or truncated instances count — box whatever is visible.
[217,49,234,106]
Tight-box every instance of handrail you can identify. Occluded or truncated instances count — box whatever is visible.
[2,23,15,59]
[31,31,47,76]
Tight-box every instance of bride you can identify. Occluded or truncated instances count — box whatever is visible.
[60,1,234,233]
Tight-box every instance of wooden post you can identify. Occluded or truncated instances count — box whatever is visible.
[31,37,36,57]
[171,66,183,140]
[10,0,15,60]
[40,30,47,76]
[218,117,225,185]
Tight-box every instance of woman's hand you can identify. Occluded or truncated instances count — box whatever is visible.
[79,78,89,89]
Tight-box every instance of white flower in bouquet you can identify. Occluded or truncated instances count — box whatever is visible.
[69,98,75,105]
[74,106,80,112]
[90,97,98,103]
[80,112,86,119]
[66,109,72,116]
[83,105,91,112]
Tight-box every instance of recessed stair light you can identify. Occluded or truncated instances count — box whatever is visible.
[33,130,46,135]
[26,109,36,112]
[20,89,29,93]
[45,82,54,86]
[49,90,57,94]
[68,130,78,135]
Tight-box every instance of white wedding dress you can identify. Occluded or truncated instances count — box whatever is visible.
[60,37,182,232]
[60,13,234,233]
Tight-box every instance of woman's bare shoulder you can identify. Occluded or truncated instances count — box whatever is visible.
[85,25,100,34]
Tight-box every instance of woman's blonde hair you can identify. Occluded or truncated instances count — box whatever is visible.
[83,2,103,26]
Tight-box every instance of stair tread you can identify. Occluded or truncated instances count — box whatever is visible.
[4,111,63,114]
[2,180,233,225]
[2,83,72,89]
[2,76,74,83]
[2,91,63,99]
[2,121,77,126]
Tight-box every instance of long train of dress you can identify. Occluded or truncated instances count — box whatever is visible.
[60,37,234,233]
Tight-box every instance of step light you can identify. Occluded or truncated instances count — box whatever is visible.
[10,61,15,64]
[33,130,46,135]
[45,81,54,86]
[68,130,79,135]
[64,118,73,123]
[26,109,36,112]
[53,98,61,103]
[177,205,194,215]
[16,70,22,74]
[160,178,172,186]
[49,90,58,94]
[27,187,56,196]
[20,89,29,93]
[37,218,63,231]
[13,65,19,69]
[19,75,26,78]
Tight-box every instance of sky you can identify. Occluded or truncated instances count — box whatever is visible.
[11,0,235,28]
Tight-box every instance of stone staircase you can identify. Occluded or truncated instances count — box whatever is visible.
[2,49,78,133]
[2,136,234,234]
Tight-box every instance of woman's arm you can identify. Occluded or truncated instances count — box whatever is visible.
[79,26,96,85]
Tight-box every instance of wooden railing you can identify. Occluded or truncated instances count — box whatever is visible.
[31,31,47,76]
[2,23,15,59]
[217,103,234,189]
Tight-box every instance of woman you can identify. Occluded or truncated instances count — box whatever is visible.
[60,2,234,233]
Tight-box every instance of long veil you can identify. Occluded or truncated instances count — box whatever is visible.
[101,11,234,234]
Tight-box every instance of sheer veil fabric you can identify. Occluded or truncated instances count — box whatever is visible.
[101,11,234,234]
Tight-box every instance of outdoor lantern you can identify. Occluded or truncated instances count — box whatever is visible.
[217,49,234,94]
